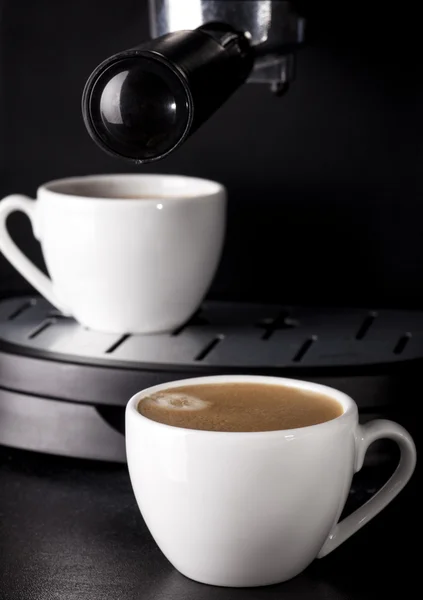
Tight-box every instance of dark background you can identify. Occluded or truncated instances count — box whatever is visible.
[0,7,421,597]
[1,1,422,306]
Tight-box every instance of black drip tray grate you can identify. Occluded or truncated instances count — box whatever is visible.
[1,296,423,368]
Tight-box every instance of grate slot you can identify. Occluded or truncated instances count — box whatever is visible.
[356,311,378,340]
[8,300,34,321]
[393,332,412,355]
[47,312,71,321]
[293,335,317,363]
[195,335,224,361]
[259,309,296,340]
[171,322,189,337]
[28,318,56,340]
[171,309,210,336]
[105,335,131,354]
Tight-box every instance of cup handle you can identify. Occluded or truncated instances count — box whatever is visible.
[318,419,416,558]
[0,194,70,314]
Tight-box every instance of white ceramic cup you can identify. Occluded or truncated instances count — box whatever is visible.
[0,174,226,334]
[126,374,416,588]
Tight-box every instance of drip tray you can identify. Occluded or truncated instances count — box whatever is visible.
[0,295,421,461]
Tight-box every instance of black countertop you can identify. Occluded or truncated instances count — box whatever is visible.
[0,444,418,600]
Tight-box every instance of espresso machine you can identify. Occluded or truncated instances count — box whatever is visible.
[0,0,421,462]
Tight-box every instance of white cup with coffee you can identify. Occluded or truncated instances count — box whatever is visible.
[126,375,416,588]
[0,174,226,334]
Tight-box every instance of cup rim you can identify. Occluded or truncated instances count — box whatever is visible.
[126,375,357,438]
[38,173,225,203]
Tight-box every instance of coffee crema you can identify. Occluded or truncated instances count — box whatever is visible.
[137,382,343,432]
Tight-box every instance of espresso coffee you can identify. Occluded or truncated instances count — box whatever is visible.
[63,190,186,202]
[137,382,343,432]
[107,195,185,200]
